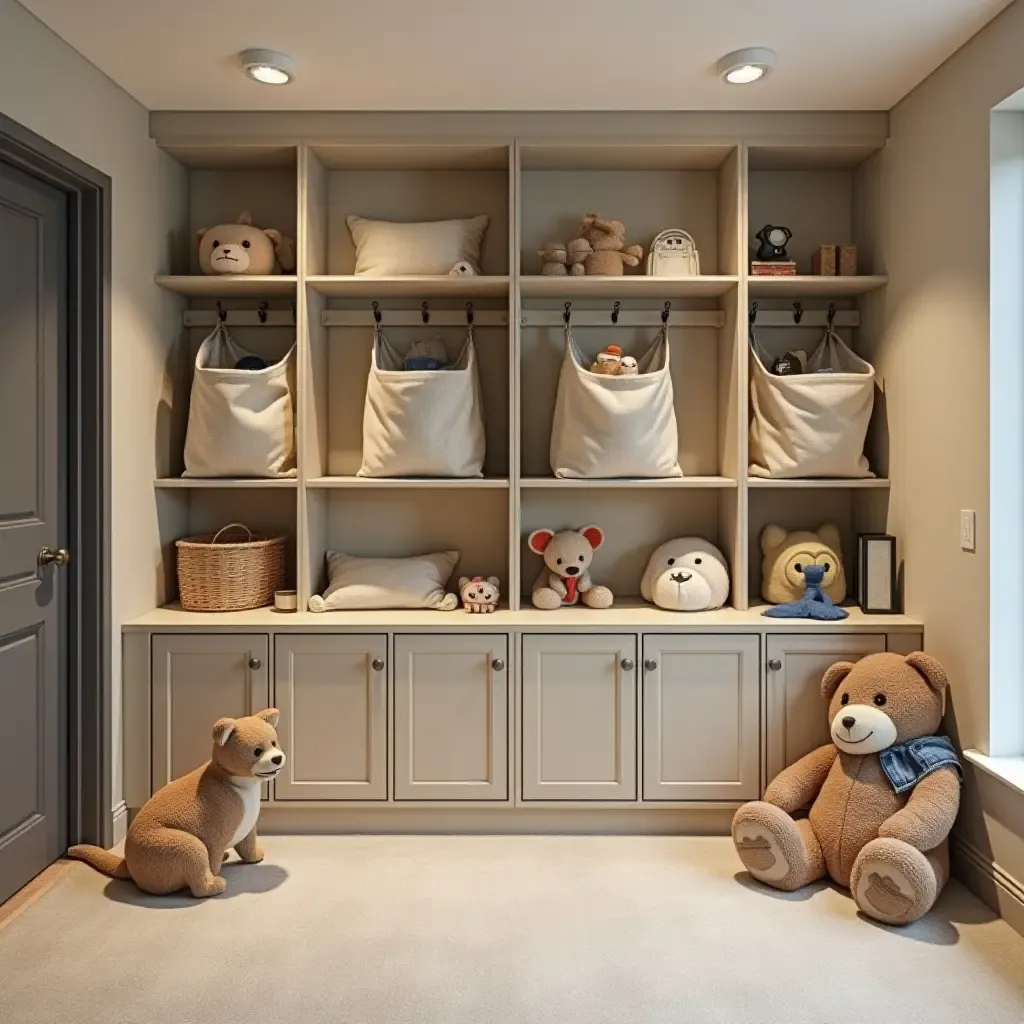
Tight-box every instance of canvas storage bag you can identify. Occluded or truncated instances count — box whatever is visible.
[748,327,875,478]
[358,325,485,477]
[550,328,681,478]
[183,324,296,478]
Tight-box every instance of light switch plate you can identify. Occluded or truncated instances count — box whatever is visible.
[960,509,976,552]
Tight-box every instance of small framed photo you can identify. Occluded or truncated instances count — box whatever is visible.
[857,534,897,613]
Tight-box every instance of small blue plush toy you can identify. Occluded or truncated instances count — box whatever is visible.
[762,564,849,620]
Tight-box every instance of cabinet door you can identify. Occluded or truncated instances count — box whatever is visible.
[152,634,270,793]
[522,634,637,801]
[642,634,760,802]
[765,633,885,782]
[394,634,508,801]
[273,635,387,801]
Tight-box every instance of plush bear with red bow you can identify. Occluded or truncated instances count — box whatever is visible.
[527,526,614,610]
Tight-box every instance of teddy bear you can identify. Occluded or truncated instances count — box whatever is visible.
[197,211,296,276]
[760,522,846,605]
[459,575,500,613]
[590,344,623,374]
[70,709,284,897]
[578,213,644,276]
[640,538,730,611]
[538,238,592,276]
[732,652,961,925]
[528,525,614,609]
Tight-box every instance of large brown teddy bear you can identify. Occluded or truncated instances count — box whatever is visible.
[732,652,961,925]
[578,214,644,276]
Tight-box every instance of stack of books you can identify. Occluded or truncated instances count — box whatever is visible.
[751,261,798,276]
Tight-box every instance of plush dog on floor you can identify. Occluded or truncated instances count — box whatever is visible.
[69,709,285,897]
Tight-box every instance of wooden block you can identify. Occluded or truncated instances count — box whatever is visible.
[812,245,836,276]
[837,244,858,276]
[750,261,797,276]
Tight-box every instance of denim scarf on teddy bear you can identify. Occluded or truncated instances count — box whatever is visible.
[879,735,962,795]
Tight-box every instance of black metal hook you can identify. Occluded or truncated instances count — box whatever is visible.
[372,301,382,324]
[792,301,803,325]
[563,301,572,326]
[827,302,837,326]
[465,301,474,326]
[257,301,268,324]
[421,301,430,324]
[661,301,671,326]
[611,300,620,325]
[749,301,758,325]
[216,300,227,323]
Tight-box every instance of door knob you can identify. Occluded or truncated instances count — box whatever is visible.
[644,659,658,671]
[491,658,505,672]
[768,659,782,671]
[38,547,70,567]
[372,658,385,672]
[621,658,635,671]
[248,657,262,670]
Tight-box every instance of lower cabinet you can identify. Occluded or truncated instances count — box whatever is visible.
[394,634,509,801]
[151,633,270,793]
[642,634,760,801]
[273,635,388,801]
[765,633,886,782]
[522,633,637,801]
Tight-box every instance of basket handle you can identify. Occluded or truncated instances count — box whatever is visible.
[211,522,254,544]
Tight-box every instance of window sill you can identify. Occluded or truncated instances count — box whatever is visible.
[963,749,1024,799]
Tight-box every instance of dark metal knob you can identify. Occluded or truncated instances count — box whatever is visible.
[248,657,262,670]
[621,658,635,671]
[644,659,658,671]
[492,658,505,672]
[38,547,70,567]
[372,658,385,671]
[768,659,782,671]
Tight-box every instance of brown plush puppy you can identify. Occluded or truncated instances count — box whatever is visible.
[69,709,284,897]
[732,653,960,925]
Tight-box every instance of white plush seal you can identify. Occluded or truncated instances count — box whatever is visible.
[640,537,730,611]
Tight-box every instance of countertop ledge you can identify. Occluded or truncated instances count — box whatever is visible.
[964,750,1024,799]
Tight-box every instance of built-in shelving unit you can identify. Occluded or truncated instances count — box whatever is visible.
[149,134,895,619]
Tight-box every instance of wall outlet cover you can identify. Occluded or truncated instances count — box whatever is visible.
[960,509,976,552]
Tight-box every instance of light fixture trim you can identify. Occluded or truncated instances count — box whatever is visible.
[717,47,776,85]
[239,48,297,86]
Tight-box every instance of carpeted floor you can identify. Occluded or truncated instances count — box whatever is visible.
[1,836,1023,1023]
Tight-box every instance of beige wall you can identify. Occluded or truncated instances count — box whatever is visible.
[875,0,1024,914]
[0,0,186,832]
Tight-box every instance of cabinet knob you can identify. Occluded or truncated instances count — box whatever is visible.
[491,658,505,672]
[248,657,262,670]
[371,658,385,672]
[621,658,635,671]
[768,659,782,671]
[644,658,658,672]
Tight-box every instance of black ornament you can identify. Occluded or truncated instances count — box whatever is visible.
[755,224,793,261]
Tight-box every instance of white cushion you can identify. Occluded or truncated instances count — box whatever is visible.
[308,550,460,612]
[346,214,489,276]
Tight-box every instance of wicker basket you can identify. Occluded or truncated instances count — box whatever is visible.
[176,523,286,612]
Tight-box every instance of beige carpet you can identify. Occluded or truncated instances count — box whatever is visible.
[2,836,1023,1023]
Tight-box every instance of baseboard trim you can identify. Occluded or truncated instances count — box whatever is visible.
[110,801,128,846]
[952,834,1024,938]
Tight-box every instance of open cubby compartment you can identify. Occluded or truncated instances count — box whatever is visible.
[157,144,299,278]
[519,487,742,609]
[303,290,511,482]
[301,143,513,280]
[519,289,742,482]
[746,143,883,278]
[302,487,512,610]
[155,487,299,606]
[746,486,891,610]
[518,143,743,280]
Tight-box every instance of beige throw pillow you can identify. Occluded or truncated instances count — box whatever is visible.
[346,214,489,276]
[308,550,460,611]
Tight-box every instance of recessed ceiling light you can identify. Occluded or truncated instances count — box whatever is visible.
[717,47,775,85]
[239,49,297,86]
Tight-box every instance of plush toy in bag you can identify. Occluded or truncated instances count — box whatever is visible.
[197,211,296,276]
[640,538,730,611]
[578,214,644,275]
[528,526,614,610]
[732,652,961,925]
[760,522,846,605]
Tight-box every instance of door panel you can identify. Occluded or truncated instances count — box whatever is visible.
[642,635,760,801]
[765,634,886,783]
[394,634,508,801]
[522,634,637,801]
[152,634,270,794]
[0,162,67,904]
[273,635,387,801]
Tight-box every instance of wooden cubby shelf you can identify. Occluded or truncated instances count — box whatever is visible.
[521,477,737,490]
[747,478,891,490]
[747,275,888,298]
[154,478,298,489]
[306,275,511,298]
[519,275,738,298]
[307,476,510,490]
[156,275,298,297]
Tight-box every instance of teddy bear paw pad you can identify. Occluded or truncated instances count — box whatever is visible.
[855,866,921,923]
[734,828,790,883]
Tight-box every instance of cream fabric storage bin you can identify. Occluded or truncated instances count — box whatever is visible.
[183,324,296,479]
[748,327,874,479]
[357,325,486,478]
[549,328,682,479]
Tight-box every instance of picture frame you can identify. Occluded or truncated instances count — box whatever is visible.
[857,533,897,613]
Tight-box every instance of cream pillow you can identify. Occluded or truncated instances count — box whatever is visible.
[346,214,489,276]
[308,550,460,611]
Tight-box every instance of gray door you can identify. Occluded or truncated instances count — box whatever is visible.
[0,161,68,904]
